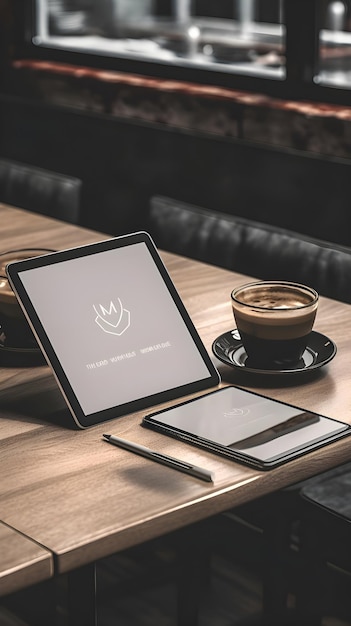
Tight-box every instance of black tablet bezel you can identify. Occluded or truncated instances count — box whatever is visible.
[6,232,220,428]
[142,386,351,470]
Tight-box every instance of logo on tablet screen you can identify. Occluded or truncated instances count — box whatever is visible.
[93,298,130,336]
[224,408,250,417]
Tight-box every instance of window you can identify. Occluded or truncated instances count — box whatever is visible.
[33,0,286,81]
[26,1,351,103]
[317,0,351,88]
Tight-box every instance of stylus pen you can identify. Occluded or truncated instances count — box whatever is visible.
[103,434,213,483]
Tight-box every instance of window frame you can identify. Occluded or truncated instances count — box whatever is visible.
[14,0,351,106]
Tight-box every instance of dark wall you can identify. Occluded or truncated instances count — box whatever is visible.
[1,95,351,245]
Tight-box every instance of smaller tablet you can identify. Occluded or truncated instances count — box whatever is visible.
[142,386,351,470]
[6,232,219,428]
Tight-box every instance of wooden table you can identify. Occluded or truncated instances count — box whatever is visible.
[0,522,52,597]
[1,204,351,603]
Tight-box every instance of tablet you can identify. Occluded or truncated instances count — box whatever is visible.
[142,386,351,469]
[6,232,219,428]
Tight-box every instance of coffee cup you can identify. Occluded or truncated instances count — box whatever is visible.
[0,249,54,345]
[231,280,319,368]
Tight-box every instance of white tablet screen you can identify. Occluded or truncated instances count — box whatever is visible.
[7,234,219,427]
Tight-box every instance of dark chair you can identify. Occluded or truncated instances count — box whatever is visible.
[294,462,351,625]
[0,159,82,224]
[148,195,351,625]
[149,195,351,303]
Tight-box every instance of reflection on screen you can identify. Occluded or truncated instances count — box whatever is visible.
[149,387,349,463]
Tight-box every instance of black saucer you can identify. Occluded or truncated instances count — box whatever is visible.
[212,329,337,376]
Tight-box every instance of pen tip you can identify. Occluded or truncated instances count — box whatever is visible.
[102,434,110,440]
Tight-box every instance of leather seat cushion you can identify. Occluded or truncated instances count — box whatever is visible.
[301,462,351,523]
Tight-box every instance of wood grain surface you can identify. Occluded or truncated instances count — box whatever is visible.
[0,522,52,596]
[1,204,351,582]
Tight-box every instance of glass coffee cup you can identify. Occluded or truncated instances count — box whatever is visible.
[231,280,319,368]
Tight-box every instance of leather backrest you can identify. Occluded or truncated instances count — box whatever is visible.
[149,195,351,304]
[301,462,351,522]
[0,159,82,224]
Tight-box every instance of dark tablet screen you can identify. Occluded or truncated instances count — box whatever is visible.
[6,233,219,427]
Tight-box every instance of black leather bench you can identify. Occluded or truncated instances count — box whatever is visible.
[0,159,82,224]
[149,195,351,304]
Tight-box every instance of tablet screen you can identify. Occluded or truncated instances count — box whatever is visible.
[7,233,219,427]
[143,387,350,469]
